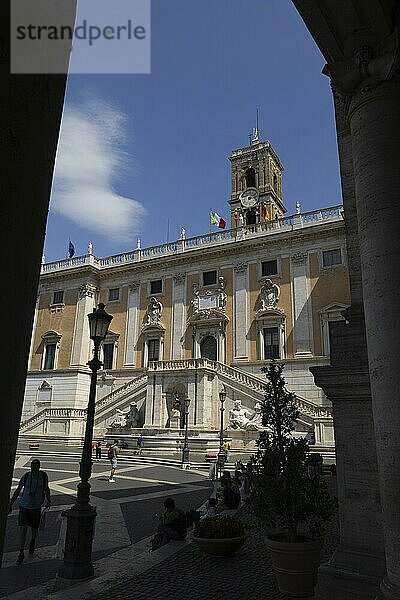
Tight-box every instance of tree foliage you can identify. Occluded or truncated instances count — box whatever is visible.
[247,361,335,543]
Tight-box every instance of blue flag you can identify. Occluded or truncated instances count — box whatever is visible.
[68,240,75,258]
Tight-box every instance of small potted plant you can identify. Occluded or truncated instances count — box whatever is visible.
[193,515,245,557]
[247,361,336,598]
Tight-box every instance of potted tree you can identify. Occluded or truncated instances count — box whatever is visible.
[247,361,335,598]
[193,515,245,557]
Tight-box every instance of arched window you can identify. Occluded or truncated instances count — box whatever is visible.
[200,336,217,361]
[273,172,278,192]
[245,168,256,188]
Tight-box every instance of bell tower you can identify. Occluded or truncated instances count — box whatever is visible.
[228,127,286,229]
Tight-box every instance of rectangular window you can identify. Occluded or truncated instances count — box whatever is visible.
[263,327,280,359]
[108,288,120,302]
[103,343,114,370]
[52,290,64,305]
[322,248,342,267]
[148,339,160,362]
[43,343,56,370]
[261,260,278,277]
[150,280,163,295]
[203,270,217,286]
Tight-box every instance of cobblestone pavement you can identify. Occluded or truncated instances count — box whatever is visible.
[2,448,339,600]
[91,485,339,600]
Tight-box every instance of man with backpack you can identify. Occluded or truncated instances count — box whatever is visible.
[108,440,119,482]
[8,459,51,564]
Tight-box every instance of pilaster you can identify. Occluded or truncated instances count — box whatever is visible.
[171,274,186,360]
[291,252,313,356]
[70,283,97,368]
[233,262,248,360]
[123,281,140,367]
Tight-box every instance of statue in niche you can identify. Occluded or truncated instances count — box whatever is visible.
[170,398,181,429]
[228,399,250,430]
[260,279,280,311]
[146,297,163,325]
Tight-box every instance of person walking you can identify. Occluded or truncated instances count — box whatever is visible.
[95,440,102,460]
[9,459,51,564]
[136,433,144,455]
[108,440,119,482]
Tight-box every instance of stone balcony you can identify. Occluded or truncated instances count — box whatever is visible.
[41,205,343,274]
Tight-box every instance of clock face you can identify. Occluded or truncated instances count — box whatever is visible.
[240,187,259,208]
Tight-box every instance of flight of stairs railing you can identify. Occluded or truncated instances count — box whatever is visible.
[20,360,331,434]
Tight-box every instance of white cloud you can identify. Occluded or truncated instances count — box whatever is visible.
[51,98,145,243]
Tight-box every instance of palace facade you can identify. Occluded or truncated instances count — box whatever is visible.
[21,132,350,450]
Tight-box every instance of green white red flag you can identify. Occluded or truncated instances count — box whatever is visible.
[210,211,226,229]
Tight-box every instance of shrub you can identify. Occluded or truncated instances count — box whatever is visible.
[247,361,336,543]
[194,515,245,539]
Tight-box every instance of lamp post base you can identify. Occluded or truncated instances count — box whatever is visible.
[182,447,190,466]
[217,451,226,479]
[58,503,97,580]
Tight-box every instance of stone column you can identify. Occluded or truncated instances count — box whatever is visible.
[171,274,186,359]
[291,252,313,356]
[123,281,140,367]
[347,79,400,600]
[70,283,97,367]
[233,262,248,360]
[311,86,385,600]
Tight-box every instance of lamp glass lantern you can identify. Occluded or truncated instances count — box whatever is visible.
[88,302,113,344]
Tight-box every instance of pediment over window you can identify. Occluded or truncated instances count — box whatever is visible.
[104,330,119,343]
[320,303,349,321]
[141,322,166,336]
[255,307,285,322]
[41,330,62,343]
[189,308,229,328]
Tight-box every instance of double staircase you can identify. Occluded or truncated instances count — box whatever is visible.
[20,360,332,437]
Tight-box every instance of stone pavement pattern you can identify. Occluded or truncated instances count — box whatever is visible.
[90,495,339,600]
[1,447,338,600]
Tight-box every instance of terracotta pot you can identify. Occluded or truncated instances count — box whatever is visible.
[193,535,245,557]
[265,536,323,598]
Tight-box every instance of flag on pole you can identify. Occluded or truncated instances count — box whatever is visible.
[68,240,75,258]
[260,203,270,221]
[210,211,226,229]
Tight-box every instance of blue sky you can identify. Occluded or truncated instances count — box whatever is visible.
[45,0,341,262]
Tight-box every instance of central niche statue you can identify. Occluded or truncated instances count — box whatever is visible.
[228,399,250,429]
[126,402,141,428]
[170,398,181,429]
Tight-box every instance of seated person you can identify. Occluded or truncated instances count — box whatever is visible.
[200,497,218,521]
[158,498,187,541]
[217,478,240,512]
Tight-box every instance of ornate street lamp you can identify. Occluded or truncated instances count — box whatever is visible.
[217,386,226,479]
[181,397,191,467]
[59,303,113,579]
